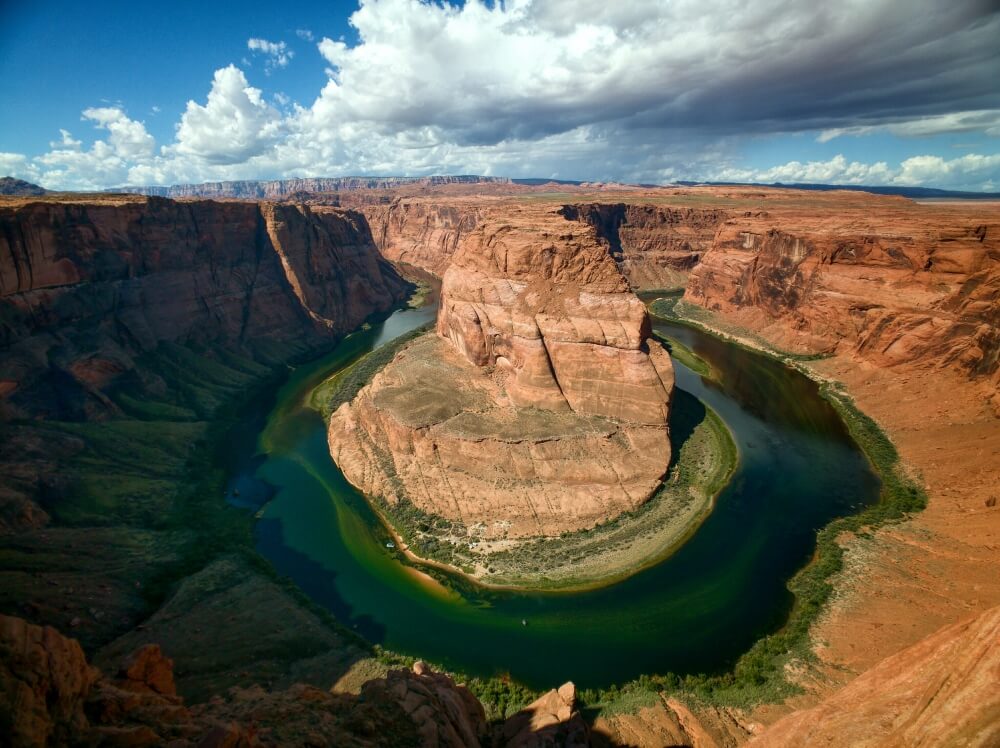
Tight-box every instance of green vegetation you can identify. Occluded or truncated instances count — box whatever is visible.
[653,331,712,377]
[310,323,432,418]
[364,388,737,591]
[563,296,929,713]
[649,294,831,363]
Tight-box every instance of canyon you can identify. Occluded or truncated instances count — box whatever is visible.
[1,183,999,746]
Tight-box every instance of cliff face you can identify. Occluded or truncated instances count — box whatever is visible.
[561,203,728,290]
[362,199,728,290]
[329,206,674,539]
[0,196,408,420]
[360,199,487,275]
[684,203,1000,405]
[749,604,1000,747]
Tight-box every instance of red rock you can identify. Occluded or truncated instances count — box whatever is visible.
[750,604,1000,747]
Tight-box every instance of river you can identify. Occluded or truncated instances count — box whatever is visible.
[230,301,880,689]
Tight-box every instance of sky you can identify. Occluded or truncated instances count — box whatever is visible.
[1,0,999,191]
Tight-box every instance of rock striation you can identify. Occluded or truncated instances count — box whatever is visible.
[749,604,1000,747]
[560,203,727,290]
[0,196,408,421]
[684,197,1000,409]
[329,206,674,539]
[0,195,409,534]
[362,198,728,290]
[361,199,488,275]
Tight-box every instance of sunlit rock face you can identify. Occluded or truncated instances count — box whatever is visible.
[329,206,674,539]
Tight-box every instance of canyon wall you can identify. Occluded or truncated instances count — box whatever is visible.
[329,205,675,539]
[359,199,488,275]
[560,203,727,290]
[0,196,409,421]
[361,197,728,290]
[684,200,1000,406]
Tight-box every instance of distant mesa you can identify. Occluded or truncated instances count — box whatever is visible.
[0,176,47,196]
[105,175,511,200]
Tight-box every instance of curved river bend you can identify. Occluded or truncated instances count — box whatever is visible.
[228,302,880,689]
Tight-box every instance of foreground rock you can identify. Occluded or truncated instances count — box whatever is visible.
[749,604,1000,747]
[330,206,674,539]
[0,614,491,747]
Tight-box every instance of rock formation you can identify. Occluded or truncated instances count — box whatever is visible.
[748,604,1000,747]
[0,194,409,534]
[560,203,727,290]
[329,206,674,538]
[0,614,597,748]
[361,198,726,290]
[684,196,1000,408]
[0,196,408,421]
[360,199,488,275]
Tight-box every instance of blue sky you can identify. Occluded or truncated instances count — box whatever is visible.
[1,0,998,191]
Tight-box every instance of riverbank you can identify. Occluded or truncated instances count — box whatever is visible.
[311,330,738,592]
[582,293,936,719]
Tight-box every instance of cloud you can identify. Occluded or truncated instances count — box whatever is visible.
[247,37,293,73]
[4,0,999,191]
[172,65,283,165]
[817,110,1000,142]
[710,152,1000,191]
[303,0,1000,145]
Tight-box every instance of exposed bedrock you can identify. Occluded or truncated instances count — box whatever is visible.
[0,197,409,421]
[685,206,1000,408]
[0,196,409,533]
[360,199,488,276]
[748,604,1000,747]
[559,203,728,290]
[362,198,727,290]
[329,207,675,539]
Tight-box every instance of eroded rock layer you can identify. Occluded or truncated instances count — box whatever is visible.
[362,197,727,290]
[684,198,1000,407]
[329,207,674,538]
[0,196,408,420]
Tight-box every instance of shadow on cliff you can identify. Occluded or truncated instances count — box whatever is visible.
[667,387,707,471]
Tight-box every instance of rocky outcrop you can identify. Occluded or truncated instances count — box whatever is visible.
[110,176,510,200]
[502,682,589,748]
[684,199,1000,406]
[0,614,95,747]
[749,604,1000,747]
[329,206,674,539]
[0,614,492,747]
[361,198,727,289]
[0,195,409,535]
[0,196,409,421]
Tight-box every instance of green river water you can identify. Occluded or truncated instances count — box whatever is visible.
[227,302,880,689]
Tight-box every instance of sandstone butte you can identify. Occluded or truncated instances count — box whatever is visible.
[328,205,676,539]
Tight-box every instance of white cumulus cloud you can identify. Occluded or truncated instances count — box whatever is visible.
[247,37,293,73]
[173,65,283,165]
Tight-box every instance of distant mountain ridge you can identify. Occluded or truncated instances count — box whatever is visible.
[674,180,1000,200]
[0,177,47,196]
[106,175,510,199]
